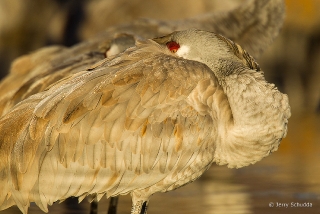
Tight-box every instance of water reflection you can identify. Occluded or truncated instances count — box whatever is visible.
[2,116,320,214]
[203,181,251,214]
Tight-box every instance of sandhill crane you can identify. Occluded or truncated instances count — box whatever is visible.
[0,1,286,213]
[0,29,290,214]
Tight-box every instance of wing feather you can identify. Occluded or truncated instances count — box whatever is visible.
[0,39,220,208]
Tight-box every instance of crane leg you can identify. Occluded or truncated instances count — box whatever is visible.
[131,200,148,214]
[90,198,98,214]
[107,196,119,214]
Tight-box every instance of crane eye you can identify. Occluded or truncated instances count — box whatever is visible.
[166,41,180,53]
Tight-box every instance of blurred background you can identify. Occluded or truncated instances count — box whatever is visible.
[0,0,319,213]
